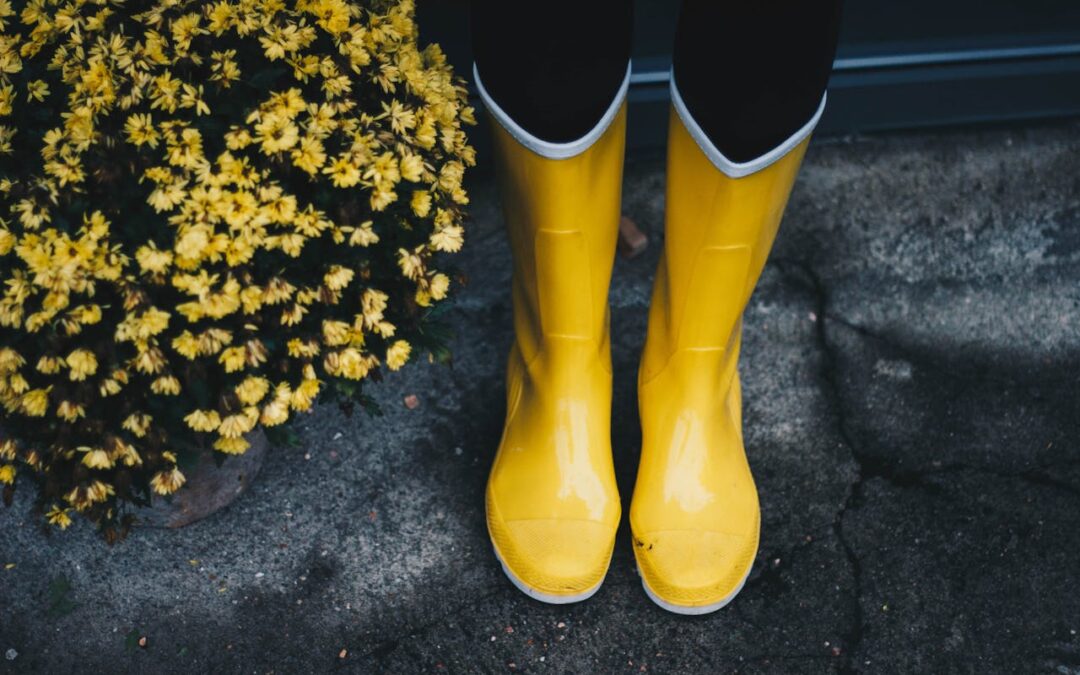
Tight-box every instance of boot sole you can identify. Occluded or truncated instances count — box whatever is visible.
[491,543,607,605]
[635,559,754,616]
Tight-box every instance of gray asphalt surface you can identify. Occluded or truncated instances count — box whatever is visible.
[2,119,1079,674]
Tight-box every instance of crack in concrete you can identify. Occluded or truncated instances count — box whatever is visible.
[799,277,1080,501]
[784,261,869,675]
[772,256,1080,673]
[763,258,872,673]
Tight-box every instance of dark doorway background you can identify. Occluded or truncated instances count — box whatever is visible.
[418,0,1080,149]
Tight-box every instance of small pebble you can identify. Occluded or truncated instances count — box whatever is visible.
[332,432,343,440]
[403,394,420,409]
[556,622,566,629]
[5,649,17,661]
[339,649,348,659]
[138,636,148,649]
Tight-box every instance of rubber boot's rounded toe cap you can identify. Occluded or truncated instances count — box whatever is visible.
[633,529,759,613]
[490,518,616,602]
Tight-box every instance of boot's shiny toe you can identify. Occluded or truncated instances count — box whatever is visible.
[491,518,615,602]
[634,528,758,613]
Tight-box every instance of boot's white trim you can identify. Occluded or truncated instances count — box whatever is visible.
[670,70,826,178]
[492,543,606,605]
[473,61,632,160]
[635,558,754,616]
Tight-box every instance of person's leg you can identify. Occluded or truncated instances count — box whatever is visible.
[471,1,634,603]
[630,0,844,614]
[672,0,843,167]
[470,0,633,143]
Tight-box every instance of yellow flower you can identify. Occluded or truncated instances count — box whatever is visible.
[20,388,49,416]
[0,0,475,533]
[219,346,246,373]
[218,408,258,438]
[290,378,320,411]
[135,243,172,274]
[166,128,205,169]
[81,447,114,470]
[56,400,86,422]
[291,136,326,174]
[125,114,159,148]
[370,186,397,211]
[198,328,233,355]
[281,303,307,326]
[430,225,464,253]
[172,331,200,359]
[210,50,241,87]
[36,355,63,374]
[287,338,320,358]
[397,246,425,280]
[386,340,411,371]
[27,80,48,102]
[323,155,361,188]
[235,376,270,405]
[87,480,115,504]
[123,413,153,437]
[323,265,354,291]
[429,273,450,300]
[347,221,379,247]
[151,468,186,495]
[321,320,352,347]
[360,288,388,328]
[255,112,299,154]
[260,398,290,427]
[399,153,424,182]
[151,376,181,395]
[110,439,142,467]
[411,190,432,218]
[184,409,221,433]
[224,127,253,150]
[214,436,250,454]
[46,504,72,529]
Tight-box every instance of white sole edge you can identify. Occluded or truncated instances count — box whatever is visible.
[636,559,754,616]
[492,544,606,605]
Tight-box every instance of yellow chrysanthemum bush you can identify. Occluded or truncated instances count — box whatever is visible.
[0,0,475,539]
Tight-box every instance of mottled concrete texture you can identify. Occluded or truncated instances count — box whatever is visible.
[3,120,1080,674]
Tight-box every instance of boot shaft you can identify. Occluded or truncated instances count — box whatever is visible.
[640,105,809,387]
[489,104,627,367]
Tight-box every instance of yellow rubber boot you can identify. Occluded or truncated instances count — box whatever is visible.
[476,66,629,603]
[630,94,815,614]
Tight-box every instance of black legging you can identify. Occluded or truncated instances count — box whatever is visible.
[470,0,844,163]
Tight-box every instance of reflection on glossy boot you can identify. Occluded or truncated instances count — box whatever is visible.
[630,83,814,614]
[477,64,629,603]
